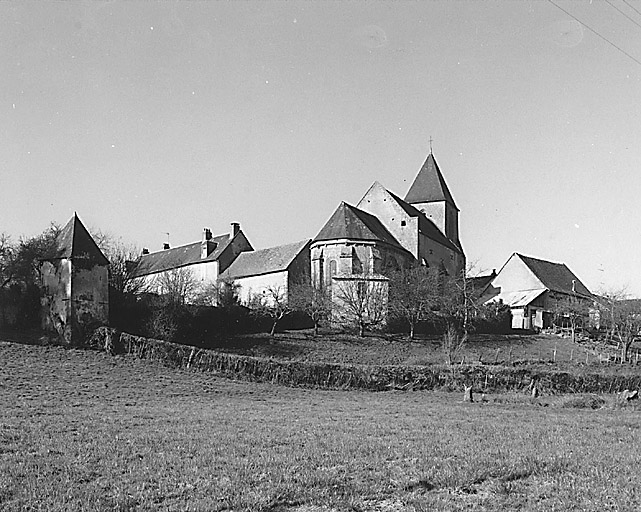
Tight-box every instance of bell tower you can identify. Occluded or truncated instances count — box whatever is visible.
[404,151,460,248]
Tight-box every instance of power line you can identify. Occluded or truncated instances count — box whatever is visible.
[547,0,641,68]
[604,0,641,31]
[621,0,641,19]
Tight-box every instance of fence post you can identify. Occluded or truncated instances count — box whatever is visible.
[570,348,574,362]
[553,345,557,363]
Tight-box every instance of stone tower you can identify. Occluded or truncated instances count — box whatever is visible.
[404,152,460,249]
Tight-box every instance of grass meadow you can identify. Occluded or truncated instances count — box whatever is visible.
[1,340,641,511]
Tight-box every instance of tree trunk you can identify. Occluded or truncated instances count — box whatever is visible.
[359,321,365,337]
[409,323,415,341]
[313,321,319,336]
[270,320,277,336]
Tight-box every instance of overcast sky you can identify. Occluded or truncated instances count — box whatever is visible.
[2,1,641,296]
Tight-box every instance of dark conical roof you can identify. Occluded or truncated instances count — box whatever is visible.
[404,153,457,209]
[49,214,109,266]
[314,202,402,248]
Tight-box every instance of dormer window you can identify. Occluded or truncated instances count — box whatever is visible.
[401,220,406,227]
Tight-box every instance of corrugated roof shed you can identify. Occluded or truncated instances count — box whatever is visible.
[222,239,310,279]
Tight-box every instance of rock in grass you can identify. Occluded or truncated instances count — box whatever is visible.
[464,385,473,403]
[621,389,638,401]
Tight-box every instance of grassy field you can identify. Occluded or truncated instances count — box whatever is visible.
[203,330,638,369]
[1,340,641,511]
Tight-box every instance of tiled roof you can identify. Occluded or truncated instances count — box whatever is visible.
[313,202,403,248]
[517,254,592,298]
[130,233,231,278]
[47,214,109,266]
[386,190,462,254]
[222,239,310,279]
[404,153,458,209]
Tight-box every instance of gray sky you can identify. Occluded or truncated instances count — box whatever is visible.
[2,1,641,296]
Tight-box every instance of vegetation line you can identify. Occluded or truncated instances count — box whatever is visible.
[92,327,641,394]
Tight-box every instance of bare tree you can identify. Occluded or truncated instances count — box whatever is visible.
[155,267,200,306]
[440,262,484,335]
[333,275,388,337]
[248,285,291,336]
[442,324,468,365]
[597,289,641,362]
[289,282,331,335]
[388,264,440,340]
[93,232,143,295]
[194,276,240,308]
[0,233,14,289]
[554,295,590,343]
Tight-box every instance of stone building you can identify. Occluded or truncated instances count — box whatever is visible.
[129,223,252,304]
[311,151,465,325]
[221,239,311,305]
[40,213,109,345]
[480,253,593,330]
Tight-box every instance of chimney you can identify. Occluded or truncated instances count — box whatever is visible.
[231,222,240,237]
[201,227,216,259]
[142,248,149,255]
[163,243,170,250]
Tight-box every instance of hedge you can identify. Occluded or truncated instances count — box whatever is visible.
[89,327,641,394]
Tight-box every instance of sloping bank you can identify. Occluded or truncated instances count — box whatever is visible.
[90,328,641,394]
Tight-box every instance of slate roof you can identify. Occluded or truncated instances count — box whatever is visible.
[130,233,232,278]
[313,202,403,248]
[222,239,310,279]
[46,214,109,266]
[386,189,463,254]
[404,153,458,209]
[517,254,592,298]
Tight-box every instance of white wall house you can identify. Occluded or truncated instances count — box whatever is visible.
[480,253,593,330]
[130,223,253,304]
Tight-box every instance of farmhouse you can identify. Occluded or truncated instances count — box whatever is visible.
[221,239,311,305]
[130,223,252,304]
[40,213,109,345]
[480,253,593,330]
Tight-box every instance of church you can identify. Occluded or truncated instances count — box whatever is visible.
[128,149,464,311]
[311,151,465,290]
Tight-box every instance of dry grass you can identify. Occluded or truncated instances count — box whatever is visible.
[206,330,634,367]
[1,341,641,511]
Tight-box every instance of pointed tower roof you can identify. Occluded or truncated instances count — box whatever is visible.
[404,153,458,209]
[313,202,402,248]
[48,213,109,266]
